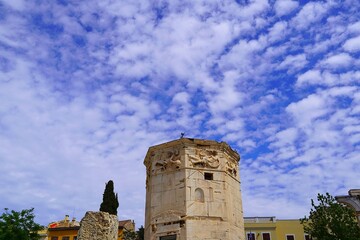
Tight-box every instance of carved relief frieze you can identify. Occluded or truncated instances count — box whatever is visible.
[152,148,182,174]
[225,160,237,177]
[188,149,220,169]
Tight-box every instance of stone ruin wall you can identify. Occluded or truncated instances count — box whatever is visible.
[77,211,118,240]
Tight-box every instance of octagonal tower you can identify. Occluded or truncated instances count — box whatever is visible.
[144,138,244,240]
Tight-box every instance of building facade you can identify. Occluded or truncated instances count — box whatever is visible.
[47,215,80,240]
[244,217,310,240]
[144,138,244,240]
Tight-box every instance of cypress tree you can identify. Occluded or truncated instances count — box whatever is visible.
[99,180,119,215]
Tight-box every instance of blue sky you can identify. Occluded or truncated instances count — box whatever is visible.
[0,0,359,229]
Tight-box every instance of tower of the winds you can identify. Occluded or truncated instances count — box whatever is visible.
[143,138,244,240]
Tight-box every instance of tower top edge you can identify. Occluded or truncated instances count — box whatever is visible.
[143,138,240,165]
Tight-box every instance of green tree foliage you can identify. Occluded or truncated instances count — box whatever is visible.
[136,225,144,240]
[0,208,43,240]
[99,180,119,215]
[301,193,360,240]
[123,229,137,240]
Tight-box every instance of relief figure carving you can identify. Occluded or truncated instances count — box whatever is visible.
[152,149,181,173]
[226,160,237,177]
[188,149,220,168]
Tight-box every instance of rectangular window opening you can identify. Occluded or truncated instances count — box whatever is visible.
[247,233,255,240]
[286,235,295,240]
[204,172,213,180]
[263,232,271,240]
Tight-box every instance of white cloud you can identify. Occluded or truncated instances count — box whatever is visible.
[296,70,343,87]
[297,69,360,88]
[285,86,359,160]
[274,0,299,17]
[348,21,360,33]
[172,92,189,105]
[291,2,328,30]
[296,69,322,87]
[271,128,298,148]
[1,0,26,11]
[268,21,288,43]
[240,139,256,150]
[322,53,353,68]
[286,94,328,127]
[277,54,307,73]
[239,0,270,20]
[343,35,360,52]
[207,84,243,115]
[219,36,268,76]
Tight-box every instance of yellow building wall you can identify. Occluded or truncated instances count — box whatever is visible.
[47,229,78,240]
[244,218,308,240]
[244,221,277,240]
[276,220,305,240]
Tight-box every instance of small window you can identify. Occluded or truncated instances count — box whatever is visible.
[262,233,271,240]
[286,235,295,240]
[62,237,70,240]
[51,237,58,240]
[204,172,213,180]
[73,237,77,240]
[247,233,255,240]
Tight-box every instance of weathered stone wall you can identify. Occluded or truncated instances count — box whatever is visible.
[77,211,118,240]
[144,138,245,240]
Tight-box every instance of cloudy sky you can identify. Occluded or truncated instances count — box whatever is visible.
[1,0,359,229]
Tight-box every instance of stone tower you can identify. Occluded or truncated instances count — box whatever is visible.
[143,138,244,240]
